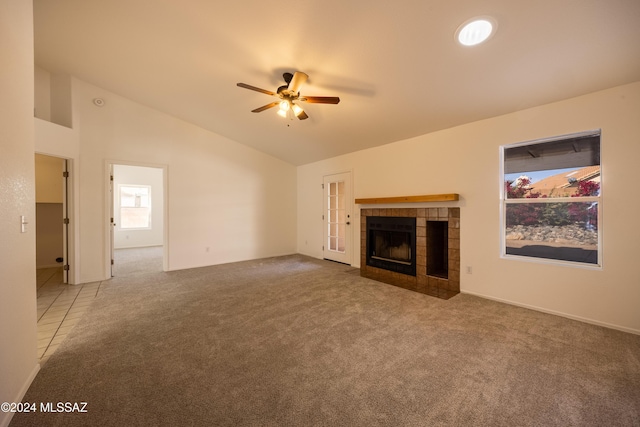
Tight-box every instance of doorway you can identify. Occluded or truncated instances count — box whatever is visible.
[323,171,352,265]
[35,153,69,284]
[109,163,167,277]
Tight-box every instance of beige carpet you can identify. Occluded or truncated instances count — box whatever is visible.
[113,246,163,277]
[11,255,640,426]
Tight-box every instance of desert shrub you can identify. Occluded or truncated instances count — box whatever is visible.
[505,177,599,229]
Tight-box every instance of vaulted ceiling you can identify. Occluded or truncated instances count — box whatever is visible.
[34,0,640,165]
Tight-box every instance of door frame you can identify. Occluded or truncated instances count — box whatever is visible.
[109,163,114,277]
[105,160,169,278]
[322,170,353,265]
[62,158,69,283]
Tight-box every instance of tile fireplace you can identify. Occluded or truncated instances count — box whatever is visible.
[360,207,460,300]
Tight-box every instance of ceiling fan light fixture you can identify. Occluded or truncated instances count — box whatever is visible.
[279,101,290,112]
[292,103,304,117]
[277,109,288,118]
[456,17,496,46]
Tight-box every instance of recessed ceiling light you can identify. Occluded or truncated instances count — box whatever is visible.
[456,17,496,46]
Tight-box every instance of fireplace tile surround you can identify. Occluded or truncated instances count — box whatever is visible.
[360,207,460,300]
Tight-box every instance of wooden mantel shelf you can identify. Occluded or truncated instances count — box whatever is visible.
[355,193,459,204]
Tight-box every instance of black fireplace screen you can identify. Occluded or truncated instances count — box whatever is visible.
[371,231,412,264]
[366,216,416,276]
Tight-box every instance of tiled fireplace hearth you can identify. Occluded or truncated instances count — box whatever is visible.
[360,207,460,300]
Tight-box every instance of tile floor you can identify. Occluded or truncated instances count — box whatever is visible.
[36,247,162,365]
[36,267,104,366]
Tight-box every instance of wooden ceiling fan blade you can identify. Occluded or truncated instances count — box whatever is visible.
[251,102,279,113]
[237,83,277,97]
[297,111,309,120]
[300,96,340,104]
[287,72,308,93]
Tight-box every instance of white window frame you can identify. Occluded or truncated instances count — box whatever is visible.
[119,184,152,230]
[500,130,602,269]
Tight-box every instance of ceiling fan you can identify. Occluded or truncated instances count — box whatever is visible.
[237,71,340,120]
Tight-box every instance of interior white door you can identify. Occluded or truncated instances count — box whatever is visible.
[323,172,352,265]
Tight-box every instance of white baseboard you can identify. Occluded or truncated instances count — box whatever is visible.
[460,289,640,335]
[113,244,163,250]
[0,363,40,427]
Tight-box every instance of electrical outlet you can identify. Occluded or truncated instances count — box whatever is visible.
[205,247,210,253]
[466,266,472,274]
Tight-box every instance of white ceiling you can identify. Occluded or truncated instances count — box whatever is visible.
[34,0,640,166]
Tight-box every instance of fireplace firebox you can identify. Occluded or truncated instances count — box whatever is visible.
[366,216,416,276]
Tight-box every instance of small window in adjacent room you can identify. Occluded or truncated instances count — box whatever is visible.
[501,130,601,267]
[120,185,151,229]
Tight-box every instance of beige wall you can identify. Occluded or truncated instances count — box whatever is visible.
[34,66,51,121]
[34,66,72,128]
[35,203,63,268]
[35,153,64,203]
[71,78,297,282]
[297,82,640,334]
[0,1,39,426]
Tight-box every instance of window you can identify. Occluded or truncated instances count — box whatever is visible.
[120,185,151,229]
[327,180,346,253]
[501,130,601,267]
